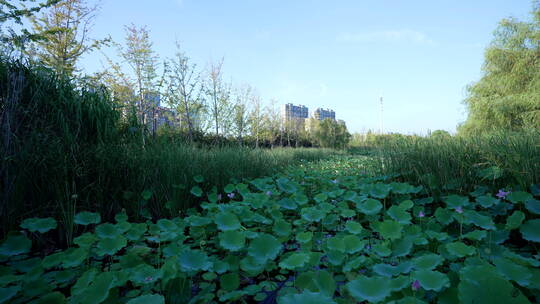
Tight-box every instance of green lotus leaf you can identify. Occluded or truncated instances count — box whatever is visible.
[369,183,391,199]
[215,212,241,231]
[373,242,392,257]
[301,207,325,222]
[202,272,217,281]
[296,232,313,243]
[493,257,532,286]
[463,230,487,241]
[434,208,454,225]
[273,220,292,237]
[311,270,336,296]
[20,217,57,233]
[375,220,402,240]
[389,276,410,292]
[0,234,31,256]
[326,250,345,265]
[62,247,88,268]
[0,285,20,303]
[358,198,383,215]
[125,223,148,241]
[346,276,392,303]
[345,221,363,234]
[277,198,297,210]
[73,232,98,248]
[326,237,345,253]
[190,186,203,197]
[443,195,469,208]
[193,175,204,183]
[476,195,499,208]
[343,235,364,254]
[95,223,122,239]
[74,212,101,225]
[130,264,161,285]
[292,193,309,205]
[31,291,65,303]
[314,193,328,203]
[413,253,444,270]
[277,178,297,194]
[399,200,414,209]
[157,219,178,232]
[412,270,449,291]
[127,294,165,304]
[240,256,265,276]
[446,242,476,258]
[387,206,411,224]
[220,273,240,291]
[340,208,356,218]
[459,264,530,304]
[96,234,127,256]
[278,290,337,304]
[219,231,245,251]
[464,211,495,230]
[279,253,310,270]
[76,272,114,304]
[524,199,540,215]
[178,249,212,272]
[505,211,525,230]
[248,234,281,263]
[506,191,533,203]
[343,256,366,272]
[373,264,403,277]
[187,215,212,227]
[520,219,540,242]
[392,237,413,257]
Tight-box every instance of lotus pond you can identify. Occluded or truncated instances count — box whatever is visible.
[1,157,539,303]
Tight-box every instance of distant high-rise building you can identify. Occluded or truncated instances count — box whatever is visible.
[314,108,335,121]
[282,103,308,122]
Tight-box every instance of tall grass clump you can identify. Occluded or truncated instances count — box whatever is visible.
[0,57,336,239]
[368,130,540,196]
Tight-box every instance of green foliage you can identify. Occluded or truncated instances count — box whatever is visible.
[459,3,540,134]
[0,157,537,302]
[309,118,352,149]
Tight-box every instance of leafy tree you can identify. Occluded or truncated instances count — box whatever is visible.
[311,119,351,149]
[232,84,253,145]
[459,2,540,134]
[165,42,203,141]
[28,0,108,76]
[249,94,264,148]
[430,130,452,139]
[204,58,231,137]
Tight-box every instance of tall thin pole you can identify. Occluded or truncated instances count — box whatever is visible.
[379,96,384,134]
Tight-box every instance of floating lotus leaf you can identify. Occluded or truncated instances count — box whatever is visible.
[187,215,212,227]
[375,220,402,240]
[399,200,414,209]
[412,270,449,291]
[0,234,31,256]
[506,191,533,203]
[392,237,413,257]
[215,212,241,231]
[127,294,165,304]
[343,256,366,272]
[369,183,391,199]
[277,178,297,194]
[220,273,240,291]
[505,211,525,230]
[0,285,20,303]
[190,186,203,197]
[301,207,325,222]
[373,242,392,257]
[156,219,178,232]
[292,193,309,205]
[96,234,127,256]
[20,217,57,233]
[130,264,161,285]
[464,211,495,230]
[125,223,148,241]
[387,206,411,224]
[277,198,297,210]
[525,199,540,215]
[446,242,476,258]
[240,256,265,276]
[443,195,469,208]
[219,231,245,251]
[373,263,403,277]
[346,276,392,303]
[296,232,313,243]
[463,230,487,241]
[248,234,281,263]
[74,212,101,226]
[33,291,65,303]
[279,253,310,270]
[95,223,122,239]
[314,193,328,203]
[273,220,292,237]
[62,247,88,268]
[358,199,383,215]
[459,264,530,304]
[340,208,356,218]
[389,276,410,292]
[193,175,204,183]
[179,249,212,272]
[413,253,444,270]
[434,208,454,225]
[326,237,345,253]
[326,250,345,265]
[520,219,540,242]
[343,235,364,254]
[76,272,114,304]
[73,232,98,248]
[476,196,499,208]
[493,257,532,286]
[345,221,363,234]
[278,291,337,304]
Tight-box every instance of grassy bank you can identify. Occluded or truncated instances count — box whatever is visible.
[350,131,540,196]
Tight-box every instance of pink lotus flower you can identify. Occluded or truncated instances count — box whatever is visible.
[411,280,421,291]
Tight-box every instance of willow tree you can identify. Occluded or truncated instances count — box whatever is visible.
[459,2,540,134]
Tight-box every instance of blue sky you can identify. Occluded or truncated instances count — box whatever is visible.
[79,0,534,134]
